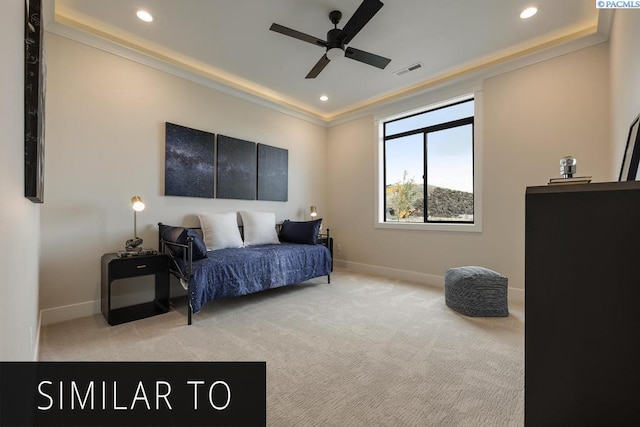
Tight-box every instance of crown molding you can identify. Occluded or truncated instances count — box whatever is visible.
[43,0,328,126]
[44,1,611,128]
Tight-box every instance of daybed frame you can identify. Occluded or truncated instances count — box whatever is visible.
[158,223,331,325]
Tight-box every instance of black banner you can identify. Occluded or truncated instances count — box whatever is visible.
[0,362,266,426]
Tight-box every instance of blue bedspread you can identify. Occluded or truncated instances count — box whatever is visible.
[185,243,332,313]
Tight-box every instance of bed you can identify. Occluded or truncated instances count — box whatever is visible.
[158,212,332,324]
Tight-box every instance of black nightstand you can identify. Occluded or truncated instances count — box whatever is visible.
[101,253,170,325]
[317,233,333,271]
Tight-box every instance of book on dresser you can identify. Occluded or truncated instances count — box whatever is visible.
[547,176,592,185]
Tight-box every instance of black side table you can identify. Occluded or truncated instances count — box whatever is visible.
[101,253,170,325]
[317,233,333,271]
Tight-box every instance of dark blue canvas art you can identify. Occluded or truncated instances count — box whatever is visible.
[216,135,257,200]
[257,143,288,201]
[164,122,215,198]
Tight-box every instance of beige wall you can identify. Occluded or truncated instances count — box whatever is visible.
[327,43,610,294]
[0,1,41,360]
[610,11,640,179]
[40,34,327,317]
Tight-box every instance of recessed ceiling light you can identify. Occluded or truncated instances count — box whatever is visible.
[520,6,538,19]
[320,95,329,102]
[136,10,153,22]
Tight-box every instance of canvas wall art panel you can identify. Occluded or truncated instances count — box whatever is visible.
[165,122,215,198]
[216,135,257,200]
[257,144,288,201]
[24,0,45,203]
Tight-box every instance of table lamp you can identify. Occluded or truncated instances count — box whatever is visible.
[125,195,145,251]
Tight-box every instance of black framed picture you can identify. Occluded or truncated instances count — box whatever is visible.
[164,122,215,198]
[619,113,640,181]
[257,143,288,201]
[24,0,45,203]
[216,135,257,200]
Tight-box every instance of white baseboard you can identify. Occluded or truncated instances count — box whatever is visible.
[40,299,101,326]
[335,259,444,287]
[508,287,524,304]
[39,289,159,326]
[334,259,524,304]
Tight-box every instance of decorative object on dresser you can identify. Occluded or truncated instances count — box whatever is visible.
[525,181,640,425]
[548,156,591,185]
[101,253,170,325]
[619,113,640,181]
[559,155,576,178]
[158,213,332,325]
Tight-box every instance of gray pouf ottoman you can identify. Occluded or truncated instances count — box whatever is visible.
[445,266,509,317]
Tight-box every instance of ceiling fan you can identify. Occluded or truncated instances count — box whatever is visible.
[269,0,391,79]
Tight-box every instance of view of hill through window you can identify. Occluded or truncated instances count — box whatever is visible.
[384,99,474,223]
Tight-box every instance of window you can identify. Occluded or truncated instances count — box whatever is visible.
[380,97,476,228]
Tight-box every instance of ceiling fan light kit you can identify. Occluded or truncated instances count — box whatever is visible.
[326,47,343,61]
[269,0,391,79]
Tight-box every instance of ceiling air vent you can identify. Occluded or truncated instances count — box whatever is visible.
[394,62,423,76]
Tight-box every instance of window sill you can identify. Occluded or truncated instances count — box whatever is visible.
[374,221,482,233]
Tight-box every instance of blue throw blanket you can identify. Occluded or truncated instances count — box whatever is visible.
[184,243,332,313]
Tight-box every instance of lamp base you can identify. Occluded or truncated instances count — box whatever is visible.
[125,237,143,251]
[117,248,157,257]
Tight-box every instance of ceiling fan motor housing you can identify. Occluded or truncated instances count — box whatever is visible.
[326,28,344,59]
[327,28,343,50]
[326,18,345,59]
[327,10,344,55]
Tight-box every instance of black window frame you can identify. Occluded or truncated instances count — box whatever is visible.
[382,98,475,224]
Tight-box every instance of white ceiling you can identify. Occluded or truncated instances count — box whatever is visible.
[48,0,606,123]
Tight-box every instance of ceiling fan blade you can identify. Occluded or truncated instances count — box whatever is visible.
[270,23,327,48]
[338,0,384,45]
[306,54,331,79]
[345,46,391,69]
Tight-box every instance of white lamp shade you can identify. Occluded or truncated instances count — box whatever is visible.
[131,196,145,212]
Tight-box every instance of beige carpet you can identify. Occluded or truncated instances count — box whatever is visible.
[39,268,524,426]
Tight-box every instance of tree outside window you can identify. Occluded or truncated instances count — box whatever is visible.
[383,98,474,224]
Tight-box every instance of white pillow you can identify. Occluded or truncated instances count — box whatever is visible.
[197,212,244,250]
[239,211,280,246]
